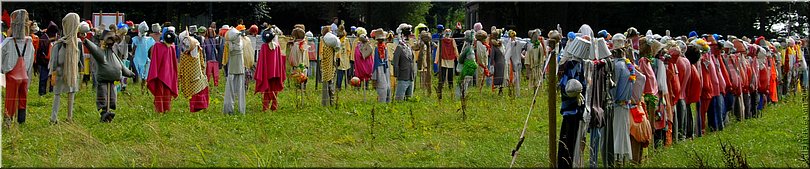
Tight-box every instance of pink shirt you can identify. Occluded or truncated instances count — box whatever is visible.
[638,57,658,95]
[147,43,179,97]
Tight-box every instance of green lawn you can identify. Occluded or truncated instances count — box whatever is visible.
[2,73,807,167]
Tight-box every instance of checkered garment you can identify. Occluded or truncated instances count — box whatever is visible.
[321,46,336,82]
[178,46,209,98]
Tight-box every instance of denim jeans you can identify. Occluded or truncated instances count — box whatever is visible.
[38,65,50,96]
[708,96,724,131]
[336,69,347,90]
[589,127,602,168]
[395,80,414,101]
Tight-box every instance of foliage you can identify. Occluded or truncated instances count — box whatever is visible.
[347,2,432,30]
[720,139,749,168]
[444,7,466,31]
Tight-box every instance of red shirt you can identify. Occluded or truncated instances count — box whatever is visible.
[675,57,691,100]
[666,61,681,103]
[686,65,703,104]
[701,53,720,98]
[714,53,729,95]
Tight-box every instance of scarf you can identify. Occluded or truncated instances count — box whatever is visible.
[377,42,387,60]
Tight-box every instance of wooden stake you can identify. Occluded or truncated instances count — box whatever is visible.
[548,28,560,167]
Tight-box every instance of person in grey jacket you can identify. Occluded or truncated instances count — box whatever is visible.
[393,23,415,101]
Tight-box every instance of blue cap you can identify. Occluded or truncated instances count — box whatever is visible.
[351,26,356,32]
[567,31,576,40]
[712,34,720,40]
[597,30,609,38]
[688,31,698,38]
[161,27,169,40]
[117,22,128,30]
[437,24,444,31]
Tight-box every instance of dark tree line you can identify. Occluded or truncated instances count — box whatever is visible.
[474,2,808,39]
[3,2,806,39]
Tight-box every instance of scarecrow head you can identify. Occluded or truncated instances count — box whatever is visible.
[489,28,502,47]
[474,30,487,42]
[396,23,412,40]
[336,21,346,38]
[62,13,80,39]
[548,30,562,48]
[189,25,198,36]
[356,27,368,43]
[305,31,314,42]
[419,30,431,44]
[463,30,474,43]
[9,9,29,39]
[372,28,386,44]
[321,25,331,36]
[29,21,39,34]
[261,27,275,44]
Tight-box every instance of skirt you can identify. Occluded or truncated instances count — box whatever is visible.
[613,105,633,160]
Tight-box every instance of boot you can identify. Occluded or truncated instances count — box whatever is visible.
[106,111,116,122]
[100,110,109,122]
[17,109,26,124]
[437,82,444,100]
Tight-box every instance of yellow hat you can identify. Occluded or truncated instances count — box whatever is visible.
[235,24,246,31]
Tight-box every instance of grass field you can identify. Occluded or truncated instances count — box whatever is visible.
[2,73,807,167]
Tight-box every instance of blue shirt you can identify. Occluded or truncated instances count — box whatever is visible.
[373,47,388,73]
[612,58,633,102]
[558,60,585,116]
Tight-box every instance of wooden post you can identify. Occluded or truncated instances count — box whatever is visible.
[547,40,558,168]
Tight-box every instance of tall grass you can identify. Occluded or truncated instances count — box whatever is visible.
[1,73,806,167]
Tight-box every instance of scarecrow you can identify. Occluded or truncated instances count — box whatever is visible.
[222,27,247,114]
[371,28,391,103]
[413,24,433,95]
[2,9,34,125]
[335,21,352,91]
[455,30,476,101]
[178,30,210,112]
[354,27,374,97]
[320,26,340,106]
[132,21,155,90]
[488,27,506,95]
[84,28,136,122]
[392,23,415,101]
[255,26,286,111]
[436,29,458,100]
[504,29,527,97]
[147,27,179,114]
[525,29,546,89]
[48,13,83,124]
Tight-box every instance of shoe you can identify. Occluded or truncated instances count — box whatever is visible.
[105,111,116,122]
[17,109,26,124]
[100,111,109,122]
